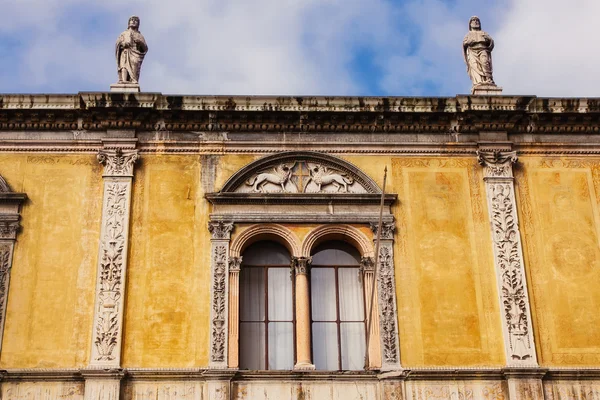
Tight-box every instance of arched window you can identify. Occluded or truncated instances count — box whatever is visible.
[310,240,366,370]
[239,241,295,370]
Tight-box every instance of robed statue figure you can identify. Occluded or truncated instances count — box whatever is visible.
[115,16,148,84]
[463,16,496,89]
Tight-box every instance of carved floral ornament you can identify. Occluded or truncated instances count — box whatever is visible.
[97,148,139,177]
[477,150,517,178]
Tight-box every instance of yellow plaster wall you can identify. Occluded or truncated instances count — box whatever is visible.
[0,154,101,368]
[123,155,207,367]
[387,157,504,366]
[516,157,600,365]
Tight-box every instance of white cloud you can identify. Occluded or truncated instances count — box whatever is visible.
[0,0,598,96]
[494,0,600,96]
[0,0,400,95]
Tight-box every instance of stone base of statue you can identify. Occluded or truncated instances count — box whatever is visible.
[472,84,503,95]
[110,83,140,93]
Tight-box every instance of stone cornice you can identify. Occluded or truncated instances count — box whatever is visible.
[2,93,600,136]
[5,367,600,382]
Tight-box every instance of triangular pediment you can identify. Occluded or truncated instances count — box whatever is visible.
[219,152,381,194]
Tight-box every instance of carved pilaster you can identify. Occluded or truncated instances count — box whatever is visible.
[82,369,124,400]
[477,149,538,366]
[89,148,138,368]
[0,189,26,355]
[209,221,234,368]
[362,256,382,368]
[371,223,401,371]
[228,256,242,369]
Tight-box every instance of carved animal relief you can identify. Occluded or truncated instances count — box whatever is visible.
[239,160,367,194]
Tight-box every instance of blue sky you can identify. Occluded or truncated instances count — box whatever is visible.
[0,0,598,96]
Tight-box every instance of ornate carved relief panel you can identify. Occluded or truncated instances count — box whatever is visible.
[0,178,26,354]
[477,149,538,365]
[89,148,139,367]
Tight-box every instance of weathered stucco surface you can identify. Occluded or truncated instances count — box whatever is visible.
[517,157,600,366]
[0,154,101,368]
[389,157,505,366]
[122,155,209,367]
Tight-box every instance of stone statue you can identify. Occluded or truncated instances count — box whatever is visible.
[115,16,148,85]
[463,16,500,94]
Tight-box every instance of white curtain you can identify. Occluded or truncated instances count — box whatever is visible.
[239,266,293,370]
[268,267,293,370]
[311,267,365,370]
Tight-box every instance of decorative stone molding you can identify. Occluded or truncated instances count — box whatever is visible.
[97,148,139,177]
[89,147,138,369]
[477,149,538,366]
[208,220,234,368]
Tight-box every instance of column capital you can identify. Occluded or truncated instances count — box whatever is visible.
[477,150,517,178]
[370,221,395,241]
[291,256,312,275]
[228,256,242,272]
[0,219,20,240]
[360,256,375,273]
[97,148,139,177]
[208,221,234,240]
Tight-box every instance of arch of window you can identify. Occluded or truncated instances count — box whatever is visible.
[230,223,302,258]
[301,224,374,258]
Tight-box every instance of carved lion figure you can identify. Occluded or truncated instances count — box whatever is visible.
[306,164,353,192]
[246,163,294,192]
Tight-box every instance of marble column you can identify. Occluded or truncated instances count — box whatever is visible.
[85,145,138,398]
[370,221,402,371]
[477,149,538,367]
[0,187,26,354]
[292,256,315,370]
[361,257,382,369]
[227,256,242,369]
[208,220,234,369]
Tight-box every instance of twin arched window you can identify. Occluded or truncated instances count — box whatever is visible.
[238,240,366,370]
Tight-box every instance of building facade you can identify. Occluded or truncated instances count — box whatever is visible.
[0,93,599,399]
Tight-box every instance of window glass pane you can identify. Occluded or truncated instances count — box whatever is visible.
[268,322,294,370]
[311,268,336,321]
[338,268,364,321]
[242,241,290,265]
[268,268,292,321]
[240,267,265,321]
[312,322,338,370]
[239,322,265,370]
[311,240,361,266]
[340,322,365,370]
